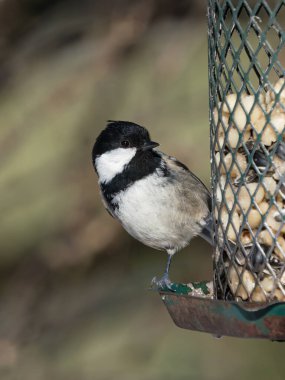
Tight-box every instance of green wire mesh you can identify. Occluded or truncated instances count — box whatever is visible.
[208,0,285,302]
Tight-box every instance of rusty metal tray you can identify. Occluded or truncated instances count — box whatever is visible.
[158,282,285,340]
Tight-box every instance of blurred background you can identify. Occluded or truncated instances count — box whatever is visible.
[1,0,285,379]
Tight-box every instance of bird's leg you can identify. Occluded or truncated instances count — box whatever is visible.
[164,252,173,279]
[151,251,175,290]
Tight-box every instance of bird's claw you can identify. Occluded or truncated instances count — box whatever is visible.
[150,274,174,291]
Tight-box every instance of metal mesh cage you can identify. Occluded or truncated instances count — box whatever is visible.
[208,0,285,302]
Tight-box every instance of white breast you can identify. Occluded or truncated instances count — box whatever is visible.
[95,147,136,183]
[111,172,197,252]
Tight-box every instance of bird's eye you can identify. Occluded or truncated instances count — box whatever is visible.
[121,140,130,148]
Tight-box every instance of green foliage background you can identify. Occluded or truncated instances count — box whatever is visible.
[0,1,284,379]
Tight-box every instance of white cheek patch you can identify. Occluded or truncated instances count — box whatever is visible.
[95,147,136,183]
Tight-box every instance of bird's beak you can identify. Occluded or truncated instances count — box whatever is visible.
[141,141,160,151]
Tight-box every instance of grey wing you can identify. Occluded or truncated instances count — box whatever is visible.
[159,151,211,204]
[159,152,213,244]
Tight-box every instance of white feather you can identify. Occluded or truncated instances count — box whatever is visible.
[95,147,136,183]
[111,172,199,252]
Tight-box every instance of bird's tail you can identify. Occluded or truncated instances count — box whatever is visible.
[199,215,214,246]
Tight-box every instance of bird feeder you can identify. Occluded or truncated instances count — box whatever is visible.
[159,0,285,340]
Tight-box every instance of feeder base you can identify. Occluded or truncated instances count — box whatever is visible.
[159,282,285,340]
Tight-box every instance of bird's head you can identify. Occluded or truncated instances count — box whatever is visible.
[92,120,159,183]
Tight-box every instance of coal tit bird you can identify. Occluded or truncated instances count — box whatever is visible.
[92,120,213,289]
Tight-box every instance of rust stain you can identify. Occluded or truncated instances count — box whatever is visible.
[264,316,285,339]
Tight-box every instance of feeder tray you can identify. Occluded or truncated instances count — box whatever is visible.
[158,0,285,340]
[158,282,285,340]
